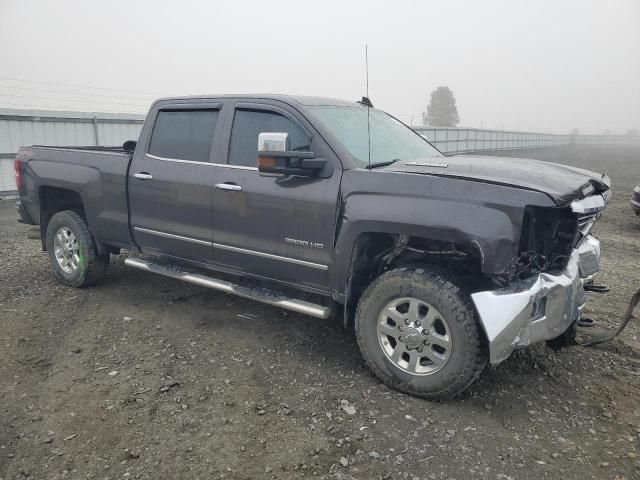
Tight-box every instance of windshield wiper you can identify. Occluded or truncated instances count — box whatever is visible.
[366,159,401,169]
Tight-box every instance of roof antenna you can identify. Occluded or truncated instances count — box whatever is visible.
[364,44,372,168]
[357,46,373,166]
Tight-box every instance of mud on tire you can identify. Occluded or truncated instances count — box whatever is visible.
[355,267,487,400]
[45,210,109,288]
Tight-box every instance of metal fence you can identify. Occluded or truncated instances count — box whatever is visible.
[1,107,638,194]
[0,108,144,193]
[412,126,640,154]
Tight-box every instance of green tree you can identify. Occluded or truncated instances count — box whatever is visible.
[626,128,638,136]
[423,86,460,127]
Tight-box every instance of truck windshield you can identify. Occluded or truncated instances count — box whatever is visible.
[307,105,442,167]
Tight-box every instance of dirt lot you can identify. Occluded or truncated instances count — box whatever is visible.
[1,144,639,480]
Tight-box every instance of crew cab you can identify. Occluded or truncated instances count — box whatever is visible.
[15,95,610,399]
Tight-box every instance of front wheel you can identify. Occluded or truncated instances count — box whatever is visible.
[355,267,487,400]
[45,210,109,287]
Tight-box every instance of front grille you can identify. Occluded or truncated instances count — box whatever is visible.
[577,213,598,235]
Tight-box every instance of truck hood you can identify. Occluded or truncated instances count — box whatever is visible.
[381,155,610,205]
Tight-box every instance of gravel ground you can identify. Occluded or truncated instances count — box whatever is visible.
[1,144,639,480]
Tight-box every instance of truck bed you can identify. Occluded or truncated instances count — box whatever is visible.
[16,144,135,250]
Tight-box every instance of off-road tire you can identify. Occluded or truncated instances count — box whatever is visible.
[355,267,487,400]
[45,210,109,287]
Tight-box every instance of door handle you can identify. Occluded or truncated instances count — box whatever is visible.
[215,183,242,191]
[133,172,153,180]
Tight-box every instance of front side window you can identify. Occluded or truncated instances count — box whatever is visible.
[228,109,309,167]
[307,105,442,167]
[148,109,219,161]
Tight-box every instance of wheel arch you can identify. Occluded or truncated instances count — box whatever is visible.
[338,230,485,329]
[39,186,88,251]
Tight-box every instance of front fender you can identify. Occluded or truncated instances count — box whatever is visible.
[331,170,556,296]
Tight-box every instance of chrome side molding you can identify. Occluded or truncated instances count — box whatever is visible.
[133,227,212,246]
[131,226,328,270]
[124,257,332,320]
[211,242,328,270]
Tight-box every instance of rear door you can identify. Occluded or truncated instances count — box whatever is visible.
[128,102,222,263]
[210,101,342,292]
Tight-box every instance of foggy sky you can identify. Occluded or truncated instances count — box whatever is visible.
[1,0,638,134]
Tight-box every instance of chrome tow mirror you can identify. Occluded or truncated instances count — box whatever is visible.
[256,132,325,177]
[258,132,289,153]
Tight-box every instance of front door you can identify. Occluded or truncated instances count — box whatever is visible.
[211,102,341,291]
[128,103,222,263]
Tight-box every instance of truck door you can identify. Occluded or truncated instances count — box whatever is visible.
[128,103,222,262]
[210,102,341,292]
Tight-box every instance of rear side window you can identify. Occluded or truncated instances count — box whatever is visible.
[228,109,309,167]
[148,109,218,161]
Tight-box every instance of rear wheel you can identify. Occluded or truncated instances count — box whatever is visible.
[45,210,109,287]
[355,267,487,400]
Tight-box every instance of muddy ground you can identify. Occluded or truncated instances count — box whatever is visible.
[1,144,639,480]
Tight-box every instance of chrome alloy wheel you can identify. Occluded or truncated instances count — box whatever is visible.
[53,227,80,274]
[377,297,452,375]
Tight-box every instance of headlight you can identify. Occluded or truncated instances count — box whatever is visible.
[582,183,595,197]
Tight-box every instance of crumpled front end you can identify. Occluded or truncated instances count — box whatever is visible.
[632,185,640,215]
[472,234,600,364]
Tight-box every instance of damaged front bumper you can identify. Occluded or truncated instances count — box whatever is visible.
[471,235,600,364]
[631,185,640,216]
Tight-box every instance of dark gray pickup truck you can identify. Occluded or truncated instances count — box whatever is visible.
[15,94,610,399]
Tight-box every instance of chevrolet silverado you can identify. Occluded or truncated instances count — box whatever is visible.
[14,95,610,399]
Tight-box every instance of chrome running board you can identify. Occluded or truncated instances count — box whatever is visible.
[124,257,332,320]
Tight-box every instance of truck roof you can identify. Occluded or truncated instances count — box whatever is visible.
[154,94,359,108]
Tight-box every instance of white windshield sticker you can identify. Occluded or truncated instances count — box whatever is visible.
[405,161,449,168]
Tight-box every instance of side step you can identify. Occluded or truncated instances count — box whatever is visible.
[124,257,332,320]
